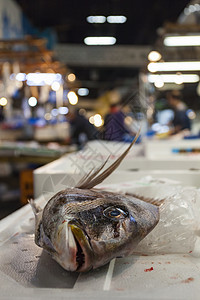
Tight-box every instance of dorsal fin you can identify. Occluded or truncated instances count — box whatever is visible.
[125,193,164,207]
[76,128,140,189]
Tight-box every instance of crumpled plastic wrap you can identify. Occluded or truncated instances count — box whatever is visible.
[98,176,200,256]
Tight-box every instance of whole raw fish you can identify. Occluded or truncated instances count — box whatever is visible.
[30,132,160,272]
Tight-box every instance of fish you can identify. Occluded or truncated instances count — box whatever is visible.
[30,131,160,272]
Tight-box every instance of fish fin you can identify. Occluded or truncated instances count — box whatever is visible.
[77,128,141,189]
[28,199,44,248]
[75,157,109,188]
[126,193,164,207]
[28,199,42,215]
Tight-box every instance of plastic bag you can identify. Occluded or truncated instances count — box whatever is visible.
[98,176,200,256]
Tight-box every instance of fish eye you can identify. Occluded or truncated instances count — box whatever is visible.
[103,207,127,220]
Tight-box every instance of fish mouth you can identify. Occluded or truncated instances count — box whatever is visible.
[69,224,93,272]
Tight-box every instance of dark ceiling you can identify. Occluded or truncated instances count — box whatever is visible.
[15,0,190,45]
[15,0,190,102]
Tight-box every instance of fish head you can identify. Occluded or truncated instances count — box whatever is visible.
[38,189,159,272]
[69,194,159,271]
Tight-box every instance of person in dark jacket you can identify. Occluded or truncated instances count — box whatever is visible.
[103,103,130,141]
[67,109,98,146]
[166,90,191,134]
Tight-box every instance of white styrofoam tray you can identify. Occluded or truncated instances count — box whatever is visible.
[1,179,200,299]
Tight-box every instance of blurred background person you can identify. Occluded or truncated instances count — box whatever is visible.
[103,102,135,142]
[166,90,191,134]
[67,108,98,148]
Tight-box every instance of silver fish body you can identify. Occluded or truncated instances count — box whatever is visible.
[33,187,159,272]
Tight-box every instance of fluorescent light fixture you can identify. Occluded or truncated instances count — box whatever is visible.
[15,73,26,81]
[87,16,106,23]
[148,61,200,72]
[51,81,61,91]
[164,35,200,47]
[84,36,116,45]
[148,74,199,84]
[17,73,62,86]
[107,15,127,23]
[154,78,164,88]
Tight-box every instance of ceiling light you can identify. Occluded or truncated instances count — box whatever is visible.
[24,73,62,86]
[45,74,62,85]
[93,114,104,127]
[148,61,200,72]
[58,106,69,115]
[77,88,89,96]
[51,108,58,117]
[164,35,200,47]
[67,73,76,82]
[15,73,26,81]
[28,97,37,107]
[67,91,78,105]
[148,74,199,83]
[86,16,106,23]
[174,74,183,85]
[51,81,61,91]
[154,77,164,88]
[107,15,127,23]
[89,116,94,124]
[84,36,116,45]
[187,109,196,120]
[0,97,8,106]
[44,113,52,121]
[148,51,162,62]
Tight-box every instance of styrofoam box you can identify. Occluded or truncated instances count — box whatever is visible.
[2,139,200,298]
[1,173,200,298]
[34,153,200,198]
[33,140,143,198]
[145,139,200,160]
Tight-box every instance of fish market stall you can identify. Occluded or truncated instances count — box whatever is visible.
[0,141,75,164]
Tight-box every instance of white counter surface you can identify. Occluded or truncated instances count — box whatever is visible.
[2,139,200,299]
[0,186,200,299]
